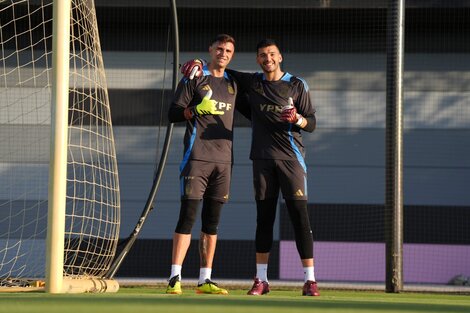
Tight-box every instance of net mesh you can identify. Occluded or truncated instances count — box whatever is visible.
[0,0,120,287]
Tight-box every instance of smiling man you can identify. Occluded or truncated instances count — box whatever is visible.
[166,34,249,295]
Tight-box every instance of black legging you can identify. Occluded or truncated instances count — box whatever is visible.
[255,198,313,259]
[175,198,223,235]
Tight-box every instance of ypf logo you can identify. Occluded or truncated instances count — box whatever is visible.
[259,103,283,113]
[216,101,233,111]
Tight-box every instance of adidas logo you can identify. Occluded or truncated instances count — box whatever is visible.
[295,189,304,197]
[201,85,211,91]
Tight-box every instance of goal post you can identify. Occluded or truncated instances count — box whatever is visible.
[45,0,71,294]
[1,0,120,293]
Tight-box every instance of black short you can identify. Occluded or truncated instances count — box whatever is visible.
[252,159,308,201]
[180,160,231,202]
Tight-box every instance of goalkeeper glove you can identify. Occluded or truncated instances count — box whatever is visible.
[280,97,306,127]
[181,59,206,79]
[191,89,224,116]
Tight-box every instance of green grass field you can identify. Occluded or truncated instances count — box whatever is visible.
[1,287,470,313]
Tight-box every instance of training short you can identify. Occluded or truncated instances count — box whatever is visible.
[180,160,231,203]
[252,159,308,201]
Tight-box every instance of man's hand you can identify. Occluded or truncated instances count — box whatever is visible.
[193,89,224,116]
[281,106,299,123]
[280,97,299,123]
[181,59,205,79]
[281,97,307,127]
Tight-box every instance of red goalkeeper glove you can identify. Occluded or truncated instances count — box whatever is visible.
[180,59,206,79]
[280,97,306,127]
[281,106,299,123]
[281,97,298,123]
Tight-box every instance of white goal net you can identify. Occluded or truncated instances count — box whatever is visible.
[0,0,120,290]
